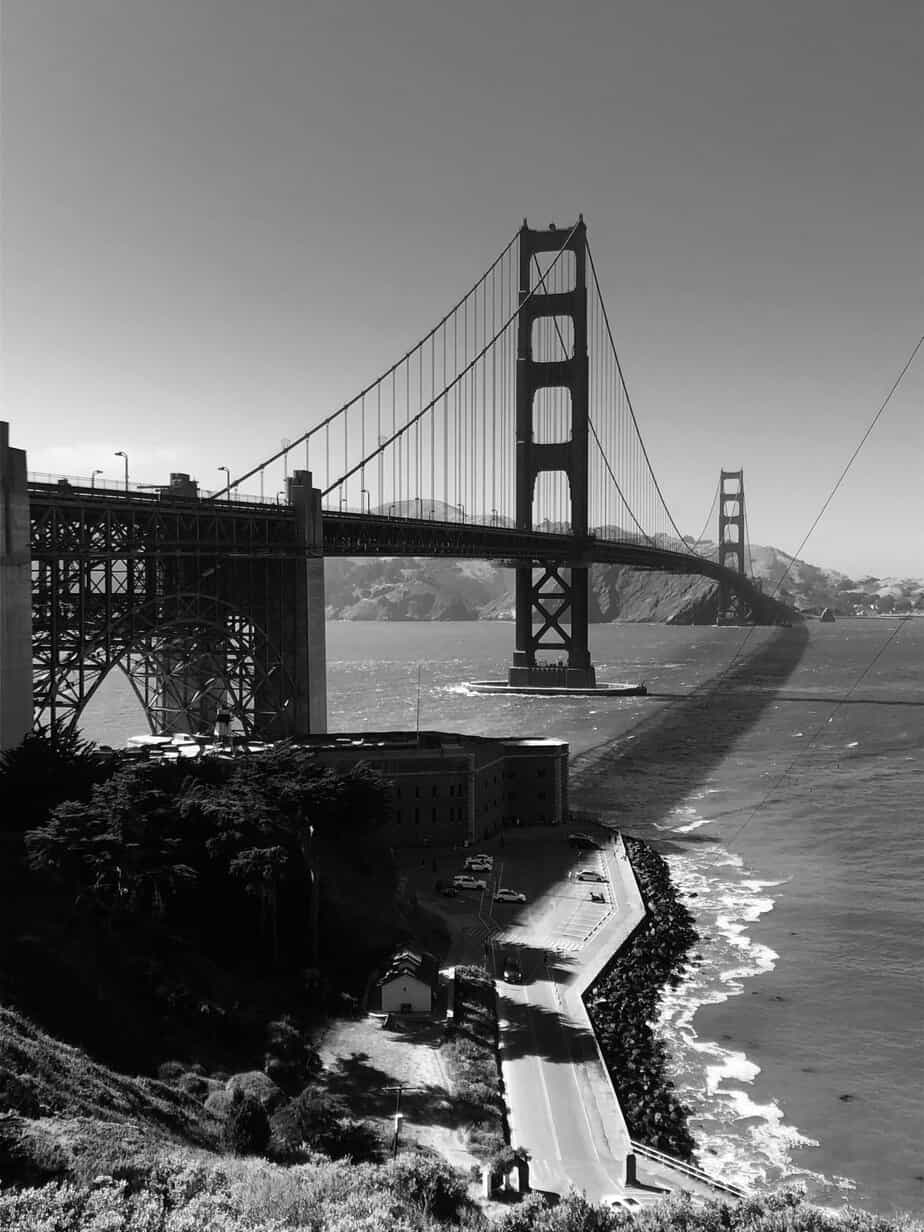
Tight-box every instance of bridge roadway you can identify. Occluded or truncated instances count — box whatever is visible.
[25,482,761,603]
[322,510,732,578]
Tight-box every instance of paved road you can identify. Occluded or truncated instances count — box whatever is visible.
[488,841,645,1202]
[418,832,732,1205]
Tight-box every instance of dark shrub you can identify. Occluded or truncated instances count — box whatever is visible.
[156,1060,186,1083]
[177,1072,210,1100]
[221,1090,270,1156]
[204,1089,232,1119]
[0,1068,41,1117]
[225,1070,286,1113]
[270,1088,345,1157]
[383,1152,469,1221]
[269,1087,380,1163]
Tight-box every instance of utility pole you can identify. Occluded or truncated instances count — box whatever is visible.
[383,1084,422,1158]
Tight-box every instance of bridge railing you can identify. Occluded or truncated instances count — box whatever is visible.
[27,471,278,505]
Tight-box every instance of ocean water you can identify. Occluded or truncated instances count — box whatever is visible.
[81,618,924,1216]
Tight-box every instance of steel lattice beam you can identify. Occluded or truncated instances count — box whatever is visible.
[29,480,322,738]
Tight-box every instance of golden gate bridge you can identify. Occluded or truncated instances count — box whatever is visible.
[0,217,777,748]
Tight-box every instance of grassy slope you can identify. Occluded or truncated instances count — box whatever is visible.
[0,1003,221,1187]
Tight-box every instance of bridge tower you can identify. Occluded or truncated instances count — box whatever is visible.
[509,219,596,689]
[717,468,747,624]
[0,423,33,751]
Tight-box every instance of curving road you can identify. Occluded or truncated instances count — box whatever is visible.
[489,838,645,1202]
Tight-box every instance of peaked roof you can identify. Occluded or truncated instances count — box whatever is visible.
[377,948,438,988]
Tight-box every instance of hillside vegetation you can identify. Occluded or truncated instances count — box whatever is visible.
[1,735,921,1228]
[0,735,443,1075]
[323,537,923,624]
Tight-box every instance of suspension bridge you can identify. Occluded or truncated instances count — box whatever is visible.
[0,218,780,749]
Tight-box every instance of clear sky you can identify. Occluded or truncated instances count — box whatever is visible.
[2,0,921,576]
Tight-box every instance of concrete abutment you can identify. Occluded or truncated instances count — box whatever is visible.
[0,423,32,752]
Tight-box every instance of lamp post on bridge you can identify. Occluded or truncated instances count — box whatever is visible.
[114,451,129,492]
[491,507,498,526]
[455,503,465,523]
[360,487,370,514]
[218,466,231,503]
[90,469,103,490]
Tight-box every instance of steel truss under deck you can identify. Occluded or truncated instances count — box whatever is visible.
[29,485,315,738]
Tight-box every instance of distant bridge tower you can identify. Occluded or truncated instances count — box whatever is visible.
[717,468,747,624]
[509,219,596,688]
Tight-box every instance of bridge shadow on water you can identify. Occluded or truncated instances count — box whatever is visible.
[419,626,813,1065]
[569,622,811,856]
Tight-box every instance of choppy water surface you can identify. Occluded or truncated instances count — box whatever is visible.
[84,618,924,1215]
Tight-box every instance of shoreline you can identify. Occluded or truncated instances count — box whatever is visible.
[566,732,843,1202]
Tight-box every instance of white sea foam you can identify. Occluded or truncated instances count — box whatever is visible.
[674,817,714,833]
[846,741,859,748]
[713,851,744,869]
[653,846,831,1197]
[702,1048,761,1094]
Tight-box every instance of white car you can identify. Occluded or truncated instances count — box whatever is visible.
[465,858,493,872]
[452,875,487,891]
[574,869,607,883]
[493,888,526,904]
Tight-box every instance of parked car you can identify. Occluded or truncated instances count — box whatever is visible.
[573,869,607,883]
[464,858,493,872]
[568,832,601,849]
[436,883,457,897]
[494,887,527,903]
[466,853,494,867]
[452,874,487,891]
[501,955,523,983]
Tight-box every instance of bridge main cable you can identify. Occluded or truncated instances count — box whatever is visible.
[319,223,581,499]
[525,252,652,545]
[210,231,520,501]
[586,238,701,555]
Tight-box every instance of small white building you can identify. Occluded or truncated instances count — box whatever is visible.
[378,949,437,1014]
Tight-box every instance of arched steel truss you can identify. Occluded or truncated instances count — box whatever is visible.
[29,484,311,738]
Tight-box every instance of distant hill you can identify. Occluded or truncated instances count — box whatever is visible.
[693,541,924,617]
[324,540,923,624]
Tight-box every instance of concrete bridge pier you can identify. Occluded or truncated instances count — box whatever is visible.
[0,422,32,752]
[284,469,327,736]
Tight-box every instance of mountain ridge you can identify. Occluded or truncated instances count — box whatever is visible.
[324,544,924,625]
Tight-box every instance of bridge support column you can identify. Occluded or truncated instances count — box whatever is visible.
[508,219,596,688]
[0,422,33,751]
[717,469,747,625]
[289,470,327,735]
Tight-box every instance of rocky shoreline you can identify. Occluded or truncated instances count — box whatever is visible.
[585,836,699,1160]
